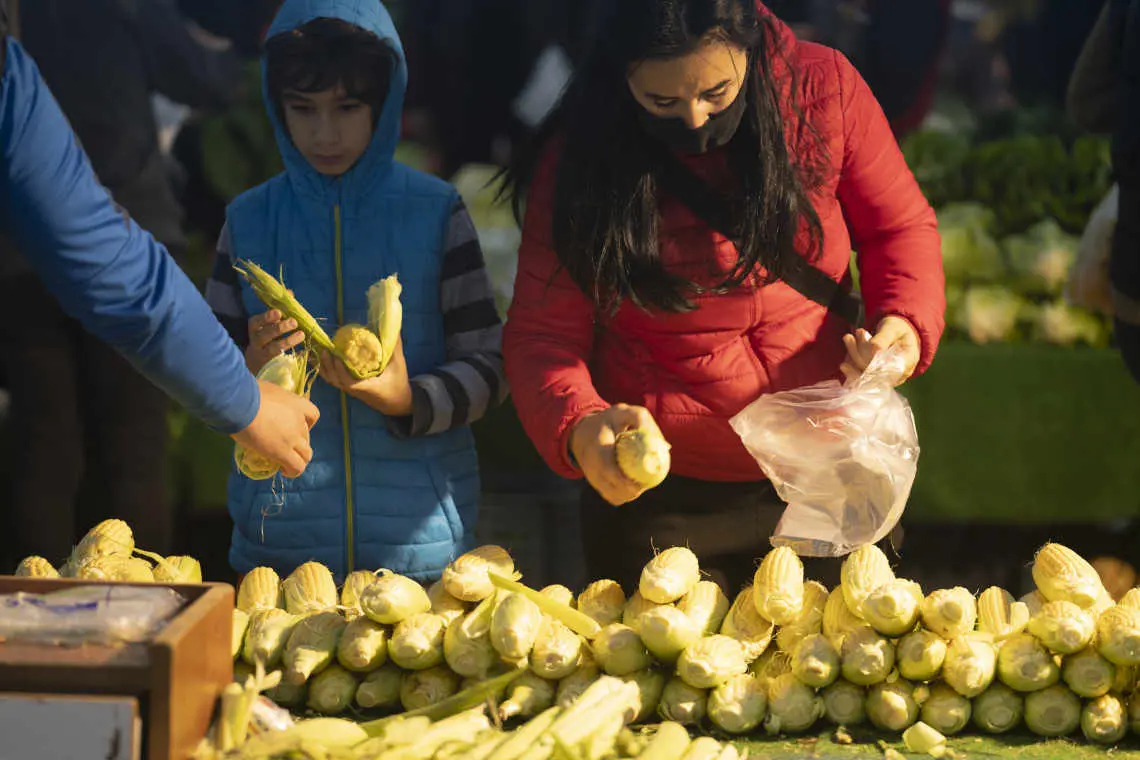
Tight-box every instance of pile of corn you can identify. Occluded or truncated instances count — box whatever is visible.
[223,540,1140,758]
[12,518,203,584]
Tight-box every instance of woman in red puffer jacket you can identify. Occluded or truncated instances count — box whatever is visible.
[499,0,945,593]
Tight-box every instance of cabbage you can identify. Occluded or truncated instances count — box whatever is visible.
[952,286,1030,344]
[937,203,1005,285]
[1004,219,1079,297]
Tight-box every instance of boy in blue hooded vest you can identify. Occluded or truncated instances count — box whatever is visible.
[205,0,506,583]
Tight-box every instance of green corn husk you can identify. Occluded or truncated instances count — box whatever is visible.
[306,663,358,715]
[362,570,432,625]
[821,679,866,726]
[1023,684,1081,737]
[997,632,1060,692]
[488,571,602,639]
[919,682,972,735]
[897,629,948,682]
[621,668,668,724]
[865,680,919,733]
[791,633,841,689]
[972,682,1024,734]
[232,609,250,661]
[234,259,335,351]
[283,610,347,685]
[265,669,308,709]
[355,663,404,711]
[765,673,824,735]
[389,612,447,671]
[708,673,767,734]
[658,677,708,726]
[1081,692,1128,745]
[337,616,389,672]
[1062,647,1116,698]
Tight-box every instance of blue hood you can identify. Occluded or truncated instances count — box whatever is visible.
[263,0,406,199]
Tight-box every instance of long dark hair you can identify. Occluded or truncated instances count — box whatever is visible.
[499,0,827,314]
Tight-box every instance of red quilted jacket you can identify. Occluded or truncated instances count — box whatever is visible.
[503,13,945,483]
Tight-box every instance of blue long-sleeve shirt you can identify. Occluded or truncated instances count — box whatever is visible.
[0,37,259,434]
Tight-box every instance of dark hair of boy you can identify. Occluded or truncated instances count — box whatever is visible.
[264,17,394,128]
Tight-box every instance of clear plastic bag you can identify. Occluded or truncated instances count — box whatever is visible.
[0,585,187,645]
[729,346,920,557]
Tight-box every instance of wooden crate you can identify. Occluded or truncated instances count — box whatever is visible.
[0,577,233,760]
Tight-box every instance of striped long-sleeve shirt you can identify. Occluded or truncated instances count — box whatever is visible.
[205,199,508,437]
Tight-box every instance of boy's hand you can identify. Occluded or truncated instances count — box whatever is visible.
[245,309,304,374]
[319,337,413,417]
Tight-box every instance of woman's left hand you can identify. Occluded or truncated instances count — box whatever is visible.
[840,315,921,386]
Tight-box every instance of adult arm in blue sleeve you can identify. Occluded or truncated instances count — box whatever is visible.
[0,38,259,434]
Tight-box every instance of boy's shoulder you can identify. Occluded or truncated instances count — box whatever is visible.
[225,172,289,220]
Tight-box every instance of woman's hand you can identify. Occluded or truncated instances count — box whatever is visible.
[840,315,921,385]
[318,337,413,417]
[245,309,304,375]
[569,403,663,506]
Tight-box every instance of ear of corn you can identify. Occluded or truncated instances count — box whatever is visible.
[366,275,403,374]
[753,547,805,626]
[305,664,359,715]
[1061,647,1115,697]
[903,721,948,754]
[995,633,1060,692]
[707,673,767,734]
[443,597,498,679]
[620,668,668,724]
[283,611,348,685]
[399,665,462,713]
[578,579,627,627]
[821,679,865,726]
[623,591,666,633]
[840,545,895,620]
[234,260,335,351]
[282,562,338,616]
[332,323,384,379]
[658,677,708,726]
[62,518,134,575]
[897,629,948,682]
[677,635,748,690]
[15,556,59,578]
[640,547,700,605]
[790,633,840,689]
[491,592,544,660]
[839,626,895,686]
[340,570,378,620]
[539,584,576,608]
[978,586,1029,641]
[593,623,653,677]
[235,352,315,479]
[638,605,703,664]
[237,566,283,612]
[73,556,155,582]
[615,428,672,489]
[920,587,978,639]
[971,682,1023,734]
[864,680,919,733]
[558,661,603,708]
[823,586,868,651]
[336,616,389,672]
[720,586,775,662]
[530,617,583,680]
[942,634,997,698]
[678,580,731,637]
[444,546,517,603]
[487,570,602,639]
[231,609,250,661]
[776,581,828,654]
[765,673,824,735]
[1119,587,1140,611]
[499,671,558,721]
[1033,543,1107,610]
[1023,683,1081,737]
[1095,605,1140,666]
[1027,600,1095,654]
[1081,692,1128,744]
[861,579,922,638]
[362,571,432,624]
[243,608,301,668]
[388,612,447,670]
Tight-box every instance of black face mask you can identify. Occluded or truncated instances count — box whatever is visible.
[636,86,747,155]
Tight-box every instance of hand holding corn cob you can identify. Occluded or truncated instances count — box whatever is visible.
[318,335,413,417]
[569,403,671,505]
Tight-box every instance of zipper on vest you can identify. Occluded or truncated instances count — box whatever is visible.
[334,202,356,575]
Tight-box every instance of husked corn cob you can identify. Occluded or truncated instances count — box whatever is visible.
[332,324,383,379]
[615,428,672,489]
[15,556,58,578]
[677,635,748,690]
[150,555,202,584]
[73,556,154,582]
[282,561,338,615]
[340,569,378,620]
[823,586,868,651]
[238,566,283,612]
[641,547,700,605]
[62,518,134,575]
[491,592,544,660]
[861,579,922,637]
[840,545,894,619]
[1033,543,1107,610]
[1120,587,1140,611]
[752,547,804,626]
[243,608,300,668]
[578,579,627,627]
[978,586,1030,641]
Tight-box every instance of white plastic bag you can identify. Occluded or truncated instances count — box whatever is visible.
[0,585,186,644]
[1065,183,1118,316]
[729,346,920,557]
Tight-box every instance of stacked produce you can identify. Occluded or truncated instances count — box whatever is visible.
[211,538,1140,758]
[13,518,203,584]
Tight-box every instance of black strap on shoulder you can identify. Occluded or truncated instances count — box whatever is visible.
[655,153,865,328]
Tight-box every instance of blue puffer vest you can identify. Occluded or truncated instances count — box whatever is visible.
[225,0,480,582]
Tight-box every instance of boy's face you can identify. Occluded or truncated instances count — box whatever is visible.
[281,84,374,177]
